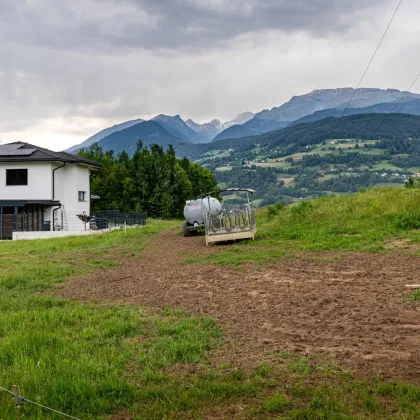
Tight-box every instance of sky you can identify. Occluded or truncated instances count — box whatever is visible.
[1,0,420,150]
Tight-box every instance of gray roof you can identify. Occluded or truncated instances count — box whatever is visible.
[0,142,101,167]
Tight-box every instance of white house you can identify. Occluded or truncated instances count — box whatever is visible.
[0,142,101,239]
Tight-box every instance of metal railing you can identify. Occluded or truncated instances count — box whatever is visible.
[203,205,256,236]
[90,211,147,230]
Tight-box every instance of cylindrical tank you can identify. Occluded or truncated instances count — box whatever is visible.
[184,197,222,225]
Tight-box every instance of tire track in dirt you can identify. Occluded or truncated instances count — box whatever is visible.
[57,229,420,383]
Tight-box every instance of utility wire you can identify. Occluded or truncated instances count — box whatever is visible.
[0,384,81,420]
[367,71,420,137]
[340,0,405,118]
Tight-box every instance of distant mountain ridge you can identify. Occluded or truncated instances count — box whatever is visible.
[66,87,420,155]
[68,112,255,153]
[152,114,199,143]
[67,118,144,153]
[97,120,184,155]
[213,119,288,142]
[185,119,222,143]
[185,112,255,142]
[254,88,420,122]
[291,98,420,126]
[212,88,420,141]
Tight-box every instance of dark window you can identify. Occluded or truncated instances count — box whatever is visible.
[78,191,86,202]
[6,169,28,186]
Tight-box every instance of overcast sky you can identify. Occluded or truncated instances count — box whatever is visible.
[1,0,419,150]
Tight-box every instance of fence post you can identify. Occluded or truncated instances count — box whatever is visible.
[13,385,20,420]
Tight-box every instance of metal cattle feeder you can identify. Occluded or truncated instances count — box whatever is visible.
[182,188,257,245]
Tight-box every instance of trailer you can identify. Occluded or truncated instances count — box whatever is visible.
[182,188,257,245]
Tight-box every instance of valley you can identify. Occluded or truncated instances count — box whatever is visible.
[68,88,420,206]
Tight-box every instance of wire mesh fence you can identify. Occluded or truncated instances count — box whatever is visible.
[52,210,147,231]
[91,211,147,230]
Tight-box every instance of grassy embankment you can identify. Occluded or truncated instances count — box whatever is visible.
[1,193,420,418]
[188,187,420,293]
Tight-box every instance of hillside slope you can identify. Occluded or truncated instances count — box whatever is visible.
[255,88,420,122]
[152,114,198,143]
[292,98,420,126]
[185,119,222,143]
[204,113,420,155]
[213,118,288,142]
[67,118,144,153]
[213,88,420,142]
[98,120,184,154]
[186,112,255,142]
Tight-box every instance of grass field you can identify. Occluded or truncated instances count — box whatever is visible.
[191,187,420,266]
[0,221,243,419]
[1,191,420,418]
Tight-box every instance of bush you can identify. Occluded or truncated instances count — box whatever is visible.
[405,176,420,189]
[267,203,285,219]
[393,212,420,230]
[291,201,313,217]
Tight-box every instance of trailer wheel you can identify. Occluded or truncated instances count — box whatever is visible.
[182,221,190,237]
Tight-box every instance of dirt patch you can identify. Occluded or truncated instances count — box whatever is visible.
[57,229,420,384]
[384,238,420,251]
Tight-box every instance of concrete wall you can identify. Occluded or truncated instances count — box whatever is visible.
[0,162,53,200]
[12,229,108,241]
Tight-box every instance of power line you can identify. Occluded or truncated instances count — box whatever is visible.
[0,384,81,420]
[340,0,405,118]
[367,71,420,137]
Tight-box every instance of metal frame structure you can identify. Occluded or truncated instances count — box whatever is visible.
[198,188,257,246]
[90,211,147,230]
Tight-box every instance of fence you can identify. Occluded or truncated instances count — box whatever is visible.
[0,384,80,419]
[91,211,147,230]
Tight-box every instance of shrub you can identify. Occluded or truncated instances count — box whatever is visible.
[291,201,313,217]
[405,176,420,189]
[267,203,285,219]
[393,212,420,230]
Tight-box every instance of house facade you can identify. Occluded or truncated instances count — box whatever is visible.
[0,142,100,239]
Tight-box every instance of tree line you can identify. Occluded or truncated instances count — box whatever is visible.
[78,142,217,218]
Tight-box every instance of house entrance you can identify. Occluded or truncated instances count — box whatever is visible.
[1,207,15,240]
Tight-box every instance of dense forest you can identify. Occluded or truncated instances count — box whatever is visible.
[78,142,217,218]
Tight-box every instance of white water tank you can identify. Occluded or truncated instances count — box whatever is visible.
[184,197,222,225]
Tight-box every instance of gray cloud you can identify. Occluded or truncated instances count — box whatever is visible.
[0,0,419,150]
[1,0,390,53]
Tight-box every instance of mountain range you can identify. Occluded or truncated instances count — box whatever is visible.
[66,88,420,155]
[68,112,256,152]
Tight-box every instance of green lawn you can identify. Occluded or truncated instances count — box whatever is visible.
[215,166,232,172]
[0,221,246,419]
[372,162,403,171]
[1,205,420,418]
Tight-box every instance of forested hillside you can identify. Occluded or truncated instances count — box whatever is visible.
[291,99,420,126]
[178,113,420,159]
[77,113,420,211]
[199,113,420,206]
[78,142,217,218]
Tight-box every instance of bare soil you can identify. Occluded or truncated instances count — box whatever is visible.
[57,229,420,383]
